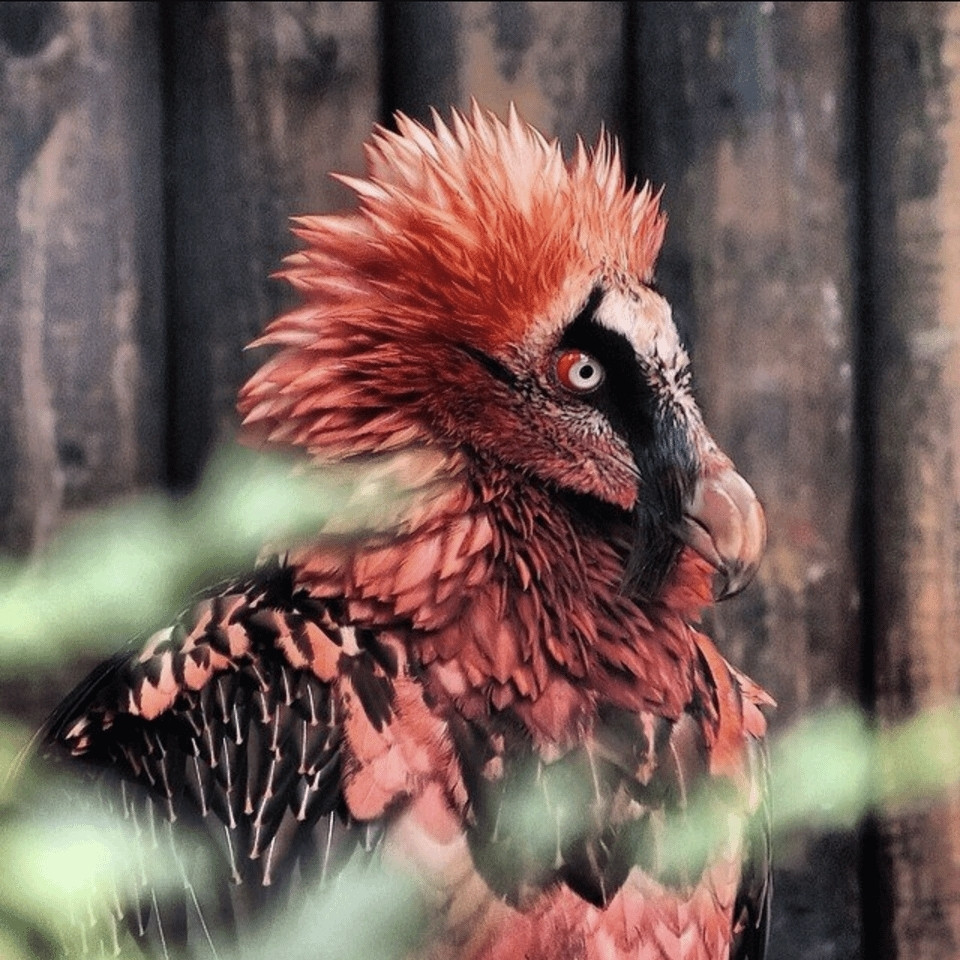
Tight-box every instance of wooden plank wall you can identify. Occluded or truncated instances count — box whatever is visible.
[0,2,165,551]
[1,3,959,958]
[866,5,960,958]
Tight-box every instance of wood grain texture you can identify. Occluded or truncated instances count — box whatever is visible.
[867,3,960,957]
[165,1,380,486]
[382,1,626,152]
[0,2,165,553]
[629,4,861,957]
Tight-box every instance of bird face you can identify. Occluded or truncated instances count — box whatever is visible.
[440,283,693,511]
[423,276,764,600]
[240,105,765,601]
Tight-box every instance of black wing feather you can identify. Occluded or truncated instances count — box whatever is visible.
[34,562,387,959]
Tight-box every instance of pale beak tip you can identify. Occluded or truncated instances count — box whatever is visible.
[710,557,758,601]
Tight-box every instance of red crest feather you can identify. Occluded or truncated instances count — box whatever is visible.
[264,103,666,355]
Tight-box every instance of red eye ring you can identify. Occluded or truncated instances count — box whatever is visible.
[555,350,605,394]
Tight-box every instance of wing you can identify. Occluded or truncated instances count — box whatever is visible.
[37,560,397,959]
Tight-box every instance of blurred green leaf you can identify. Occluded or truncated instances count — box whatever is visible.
[2,815,172,912]
[0,722,34,785]
[0,904,62,960]
[771,707,874,831]
[254,857,428,960]
[772,703,960,830]
[873,702,960,810]
[0,445,403,666]
[0,774,188,960]
[3,753,427,960]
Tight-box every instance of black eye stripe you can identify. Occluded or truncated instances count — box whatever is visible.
[456,342,520,388]
[558,290,658,443]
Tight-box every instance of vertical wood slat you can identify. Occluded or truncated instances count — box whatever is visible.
[868,3,960,958]
[630,4,862,957]
[382,1,626,152]
[0,2,164,552]
[165,1,380,487]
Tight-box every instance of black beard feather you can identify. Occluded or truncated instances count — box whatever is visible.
[623,440,697,603]
[622,500,685,603]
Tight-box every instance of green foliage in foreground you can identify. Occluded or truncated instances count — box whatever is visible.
[1,447,959,958]
[1,771,428,960]
[0,445,403,666]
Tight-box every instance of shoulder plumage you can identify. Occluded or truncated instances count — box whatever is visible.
[37,561,437,954]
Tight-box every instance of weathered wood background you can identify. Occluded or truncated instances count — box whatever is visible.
[2,2,959,958]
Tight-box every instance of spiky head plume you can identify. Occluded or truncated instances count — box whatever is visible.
[258,104,665,356]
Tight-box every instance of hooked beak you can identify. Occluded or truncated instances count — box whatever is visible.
[677,467,766,600]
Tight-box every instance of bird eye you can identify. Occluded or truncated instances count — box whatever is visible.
[555,350,605,393]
